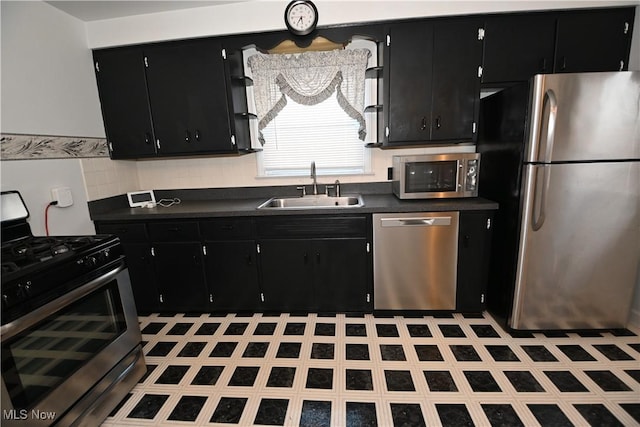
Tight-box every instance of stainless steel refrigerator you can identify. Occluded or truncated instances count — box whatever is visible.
[478,71,639,330]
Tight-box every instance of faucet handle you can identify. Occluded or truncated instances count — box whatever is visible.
[296,186,306,197]
[334,180,341,197]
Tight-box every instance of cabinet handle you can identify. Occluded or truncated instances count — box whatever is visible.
[560,56,566,71]
[540,58,547,72]
[435,116,441,129]
[185,130,191,143]
[245,255,252,265]
[420,117,427,131]
[303,252,308,264]
[316,252,320,263]
[168,227,180,232]
[463,235,470,248]
[194,129,201,141]
[144,132,152,145]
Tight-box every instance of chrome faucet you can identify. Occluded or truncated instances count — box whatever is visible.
[310,161,318,195]
[334,179,341,197]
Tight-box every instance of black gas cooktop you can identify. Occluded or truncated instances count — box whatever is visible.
[1,234,124,324]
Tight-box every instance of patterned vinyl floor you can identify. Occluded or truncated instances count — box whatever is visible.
[102,311,640,426]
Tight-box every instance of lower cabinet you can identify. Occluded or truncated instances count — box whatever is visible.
[121,242,159,313]
[97,210,491,314]
[152,242,208,312]
[456,211,494,312]
[96,222,159,313]
[257,215,373,313]
[259,238,370,312]
[204,240,261,311]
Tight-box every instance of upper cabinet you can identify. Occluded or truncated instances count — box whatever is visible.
[482,7,635,84]
[554,7,635,73]
[92,46,157,158]
[384,17,483,146]
[481,14,556,84]
[93,38,252,159]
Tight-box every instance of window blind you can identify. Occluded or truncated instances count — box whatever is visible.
[259,91,366,177]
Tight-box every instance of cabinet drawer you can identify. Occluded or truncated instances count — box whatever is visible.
[200,218,253,240]
[148,221,200,241]
[256,215,368,238]
[97,222,147,242]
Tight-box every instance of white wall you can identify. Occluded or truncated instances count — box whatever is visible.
[1,160,95,236]
[0,1,139,234]
[86,0,637,48]
[1,1,97,235]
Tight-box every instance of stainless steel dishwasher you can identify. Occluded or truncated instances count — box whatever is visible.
[373,212,459,310]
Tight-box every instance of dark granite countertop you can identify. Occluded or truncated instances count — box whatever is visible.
[89,183,498,222]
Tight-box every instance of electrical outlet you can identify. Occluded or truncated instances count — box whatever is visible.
[51,187,73,207]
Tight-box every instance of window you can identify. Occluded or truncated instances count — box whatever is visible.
[245,41,378,177]
[259,91,368,176]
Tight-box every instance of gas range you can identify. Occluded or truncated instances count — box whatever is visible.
[1,234,124,323]
[0,192,124,324]
[1,191,145,427]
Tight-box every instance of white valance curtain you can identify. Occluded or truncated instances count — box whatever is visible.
[247,48,371,145]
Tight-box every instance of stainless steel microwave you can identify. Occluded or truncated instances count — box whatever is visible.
[392,153,480,199]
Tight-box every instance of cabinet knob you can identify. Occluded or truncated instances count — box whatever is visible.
[185,130,191,143]
[194,129,201,141]
[420,117,427,131]
[435,116,441,129]
[144,133,152,144]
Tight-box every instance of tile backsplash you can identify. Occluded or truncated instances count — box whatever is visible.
[81,157,139,201]
[80,144,476,200]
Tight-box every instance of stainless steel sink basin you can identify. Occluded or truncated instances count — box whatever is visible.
[257,194,364,209]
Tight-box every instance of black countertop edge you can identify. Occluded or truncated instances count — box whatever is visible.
[89,188,498,222]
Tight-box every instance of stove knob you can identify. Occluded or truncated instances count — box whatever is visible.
[86,256,97,267]
[24,281,32,295]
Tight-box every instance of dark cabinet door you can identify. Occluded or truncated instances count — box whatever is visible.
[386,18,482,145]
[386,21,433,144]
[430,18,483,141]
[482,14,556,83]
[555,8,635,73]
[145,39,234,155]
[93,47,157,159]
[204,240,261,311]
[456,211,494,312]
[122,243,159,313]
[259,239,313,311]
[153,242,208,312]
[313,238,370,312]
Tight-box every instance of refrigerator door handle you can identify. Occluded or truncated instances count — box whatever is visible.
[531,165,550,231]
[537,89,558,163]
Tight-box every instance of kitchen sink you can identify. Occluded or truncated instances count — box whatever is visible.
[257,194,364,209]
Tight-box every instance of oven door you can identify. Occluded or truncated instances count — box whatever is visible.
[0,263,142,426]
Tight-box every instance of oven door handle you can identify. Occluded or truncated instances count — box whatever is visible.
[0,263,126,341]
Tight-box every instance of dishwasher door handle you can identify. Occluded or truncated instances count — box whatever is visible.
[380,217,452,227]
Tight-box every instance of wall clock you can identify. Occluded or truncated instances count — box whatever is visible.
[284,0,318,36]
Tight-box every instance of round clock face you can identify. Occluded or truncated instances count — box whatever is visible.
[285,1,318,36]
